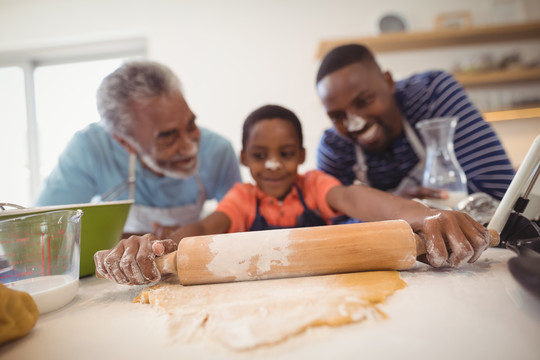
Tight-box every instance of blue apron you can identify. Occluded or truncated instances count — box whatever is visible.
[249,184,327,231]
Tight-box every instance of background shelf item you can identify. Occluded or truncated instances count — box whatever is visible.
[316,21,540,57]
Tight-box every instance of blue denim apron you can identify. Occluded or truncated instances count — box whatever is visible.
[249,184,327,231]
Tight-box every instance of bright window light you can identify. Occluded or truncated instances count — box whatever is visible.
[0,67,29,206]
[0,39,145,207]
[34,58,125,185]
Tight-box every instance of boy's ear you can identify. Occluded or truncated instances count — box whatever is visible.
[113,133,137,154]
[240,149,248,166]
[299,147,306,164]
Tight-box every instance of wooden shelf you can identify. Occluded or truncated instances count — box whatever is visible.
[454,68,540,87]
[483,107,540,122]
[316,22,540,58]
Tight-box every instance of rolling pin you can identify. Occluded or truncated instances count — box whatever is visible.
[156,220,500,285]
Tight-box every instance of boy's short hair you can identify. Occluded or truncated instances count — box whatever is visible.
[242,105,303,148]
[316,44,379,84]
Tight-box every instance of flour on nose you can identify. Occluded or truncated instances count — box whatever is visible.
[344,115,367,132]
[265,159,282,170]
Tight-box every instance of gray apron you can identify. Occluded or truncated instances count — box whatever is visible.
[352,119,426,193]
[123,155,207,234]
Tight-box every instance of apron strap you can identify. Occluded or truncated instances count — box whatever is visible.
[353,118,426,191]
[128,153,136,200]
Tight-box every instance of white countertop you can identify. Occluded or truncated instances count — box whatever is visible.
[1,248,539,360]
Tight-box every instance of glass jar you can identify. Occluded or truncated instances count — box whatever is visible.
[416,117,468,209]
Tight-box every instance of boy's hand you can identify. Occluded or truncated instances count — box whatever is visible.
[394,186,449,201]
[413,210,490,267]
[94,234,177,285]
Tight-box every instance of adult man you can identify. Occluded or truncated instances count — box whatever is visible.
[316,44,514,204]
[36,60,242,235]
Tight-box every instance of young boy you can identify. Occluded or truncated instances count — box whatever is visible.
[95,105,492,285]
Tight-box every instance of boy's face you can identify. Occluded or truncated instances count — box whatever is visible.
[316,62,403,153]
[241,118,305,200]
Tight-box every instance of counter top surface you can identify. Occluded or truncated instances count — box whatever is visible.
[1,248,539,360]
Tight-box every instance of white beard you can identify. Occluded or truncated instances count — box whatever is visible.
[138,141,199,179]
[140,152,198,179]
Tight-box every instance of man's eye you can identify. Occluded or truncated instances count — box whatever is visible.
[156,132,179,147]
[354,95,374,109]
[353,99,366,109]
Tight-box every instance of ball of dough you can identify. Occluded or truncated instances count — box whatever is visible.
[0,283,39,344]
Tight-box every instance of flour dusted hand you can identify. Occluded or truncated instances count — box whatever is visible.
[153,221,182,239]
[326,184,493,269]
[413,210,490,268]
[94,234,177,285]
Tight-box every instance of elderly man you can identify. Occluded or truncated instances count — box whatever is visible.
[315,44,514,205]
[36,60,241,235]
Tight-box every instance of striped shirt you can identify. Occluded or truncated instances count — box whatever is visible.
[317,70,514,200]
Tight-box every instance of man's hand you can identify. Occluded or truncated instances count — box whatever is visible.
[413,210,490,268]
[94,234,177,285]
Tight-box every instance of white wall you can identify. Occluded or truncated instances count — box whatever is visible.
[1,0,539,178]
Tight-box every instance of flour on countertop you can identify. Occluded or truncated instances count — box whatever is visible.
[135,271,406,351]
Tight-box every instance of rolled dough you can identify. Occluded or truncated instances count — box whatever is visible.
[134,271,406,350]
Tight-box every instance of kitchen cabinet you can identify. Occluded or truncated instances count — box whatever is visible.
[316,22,540,122]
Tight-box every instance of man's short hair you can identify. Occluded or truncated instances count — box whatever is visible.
[316,44,378,84]
[97,60,182,137]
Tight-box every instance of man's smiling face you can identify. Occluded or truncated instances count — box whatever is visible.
[124,92,201,178]
[317,62,403,153]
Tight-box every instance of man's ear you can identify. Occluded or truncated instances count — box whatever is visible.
[383,71,396,95]
[112,133,137,155]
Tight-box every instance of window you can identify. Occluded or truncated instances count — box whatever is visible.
[0,67,29,205]
[0,39,146,207]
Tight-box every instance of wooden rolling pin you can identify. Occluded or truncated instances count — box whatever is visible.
[156,220,500,285]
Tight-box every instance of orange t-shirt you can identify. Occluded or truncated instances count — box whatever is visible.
[216,170,342,233]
